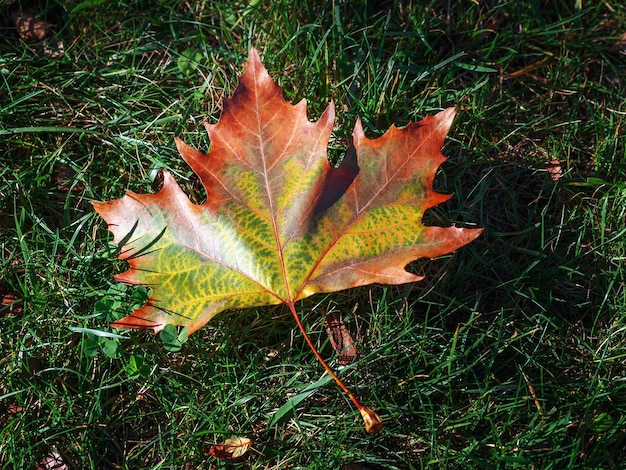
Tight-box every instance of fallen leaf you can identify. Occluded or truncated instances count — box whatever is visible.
[37,451,68,470]
[324,311,358,365]
[546,159,562,181]
[0,403,23,426]
[93,48,481,334]
[7,403,23,415]
[8,2,66,57]
[209,436,253,460]
[1,291,22,316]
[93,48,482,432]
[11,8,53,43]
[1,260,24,316]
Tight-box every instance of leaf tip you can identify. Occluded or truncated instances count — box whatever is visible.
[245,47,265,77]
[353,116,365,136]
[90,199,104,214]
[439,107,457,130]
[248,47,261,62]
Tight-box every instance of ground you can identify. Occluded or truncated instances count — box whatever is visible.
[1,1,625,468]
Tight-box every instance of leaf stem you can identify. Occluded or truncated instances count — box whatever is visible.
[287,302,383,433]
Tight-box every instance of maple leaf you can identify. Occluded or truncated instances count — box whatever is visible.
[93,48,482,433]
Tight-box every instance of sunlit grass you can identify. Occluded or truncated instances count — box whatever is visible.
[1,0,625,468]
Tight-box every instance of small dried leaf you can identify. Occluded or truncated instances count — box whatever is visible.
[209,436,253,460]
[11,8,53,43]
[324,311,357,365]
[7,403,23,415]
[0,281,23,316]
[546,159,562,181]
[37,451,68,470]
[0,403,23,426]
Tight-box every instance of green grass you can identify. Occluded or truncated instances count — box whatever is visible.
[1,0,625,468]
